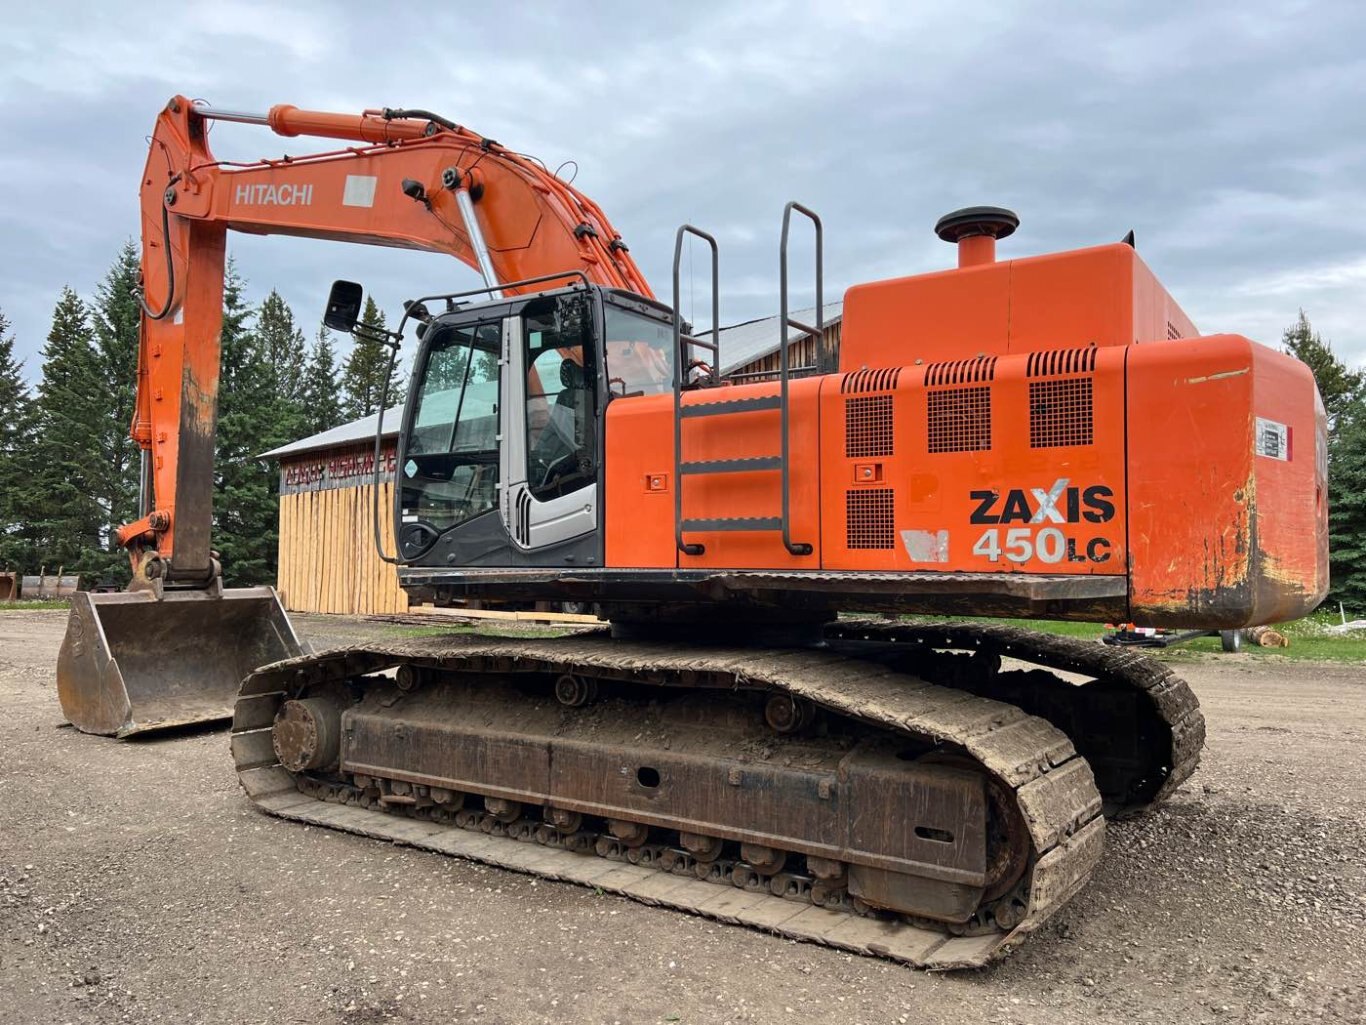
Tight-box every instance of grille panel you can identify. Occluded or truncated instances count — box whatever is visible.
[1026,347,1097,377]
[927,387,991,453]
[924,356,997,387]
[846,489,895,549]
[840,367,901,394]
[845,395,894,458]
[1030,378,1093,448]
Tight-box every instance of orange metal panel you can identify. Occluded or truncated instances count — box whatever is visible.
[840,262,1011,370]
[1126,334,1327,627]
[820,350,1127,575]
[840,244,1198,372]
[604,393,676,568]
[603,380,823,570]
[1004,246,1132,355]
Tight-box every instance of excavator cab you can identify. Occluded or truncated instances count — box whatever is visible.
[388,281,675,573]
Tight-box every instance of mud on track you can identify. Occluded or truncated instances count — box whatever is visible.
[2,609,1364,1024]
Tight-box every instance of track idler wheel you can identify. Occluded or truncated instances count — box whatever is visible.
[764,693,815,734]
[554,674,598,707]
[272,698,341,772]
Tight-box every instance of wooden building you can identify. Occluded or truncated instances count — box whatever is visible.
[710,302,844,381]
[263,304,842,616]
[264,406,408,616]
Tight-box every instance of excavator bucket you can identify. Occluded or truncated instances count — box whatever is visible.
[56,587,304,738]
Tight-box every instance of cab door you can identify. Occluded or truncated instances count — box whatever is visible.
[499,293,599,552]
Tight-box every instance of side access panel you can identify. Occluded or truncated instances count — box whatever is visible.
[1126,334,1328,627]
[818,349,1128,583]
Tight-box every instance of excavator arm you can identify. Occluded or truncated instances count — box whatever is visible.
[58,95,654,737]
[123,95,650,581]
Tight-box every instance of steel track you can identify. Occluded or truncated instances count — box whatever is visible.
[231,633,1112,968]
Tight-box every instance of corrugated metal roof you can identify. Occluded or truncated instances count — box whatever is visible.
[700,302,843,375]
[261,403,404,460]
[266,302,845,460]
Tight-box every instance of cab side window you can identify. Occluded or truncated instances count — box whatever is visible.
[523,301,594,500]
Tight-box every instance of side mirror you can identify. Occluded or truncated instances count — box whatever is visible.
[323,280,364,332]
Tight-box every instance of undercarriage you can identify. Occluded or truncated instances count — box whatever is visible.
[230,620,1201,969]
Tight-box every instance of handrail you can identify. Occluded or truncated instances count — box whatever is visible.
[778,201,821,557]
[671,225,719,557]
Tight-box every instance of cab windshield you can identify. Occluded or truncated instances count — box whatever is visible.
[400,319,501,532]
[603,305,674,397]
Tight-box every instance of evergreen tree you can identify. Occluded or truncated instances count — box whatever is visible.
[1327,400,1366,609]
[1283,310,1364,430]
[256,288,309,442]
[27,289,106,575]
[88,241,143,583]
[340,297,405,419]
[302,325,344,435]
[213,262,281,586]
[1282,311,1366,611]
[0,308,37,572]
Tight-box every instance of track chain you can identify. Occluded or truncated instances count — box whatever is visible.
[231,634,1109,969]
[826,619,1205,814]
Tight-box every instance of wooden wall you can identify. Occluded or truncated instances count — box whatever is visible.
[276,481,408,615]
[729,322,843,380]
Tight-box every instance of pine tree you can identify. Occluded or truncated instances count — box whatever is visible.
[1327,400,1366,609]
[213,262,281,586]
[0,308,37,572]
[1282,311,1366,611]
[302,325,344,435]
[258,289,307,399]
[26,288,107,575]
[340,297,405,419]
[1283,310,1364,430]
[256,288,309,442]
[88,241,143,584]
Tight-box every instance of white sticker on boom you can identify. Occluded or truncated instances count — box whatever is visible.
[1255,417,1291,461]
[342,175,378,208]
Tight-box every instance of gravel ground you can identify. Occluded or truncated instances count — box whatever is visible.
[1,609,1364,1025]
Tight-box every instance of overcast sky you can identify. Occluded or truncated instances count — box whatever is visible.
[2,0,1364,384]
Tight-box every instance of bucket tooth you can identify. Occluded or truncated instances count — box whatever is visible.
[57,587,303,737]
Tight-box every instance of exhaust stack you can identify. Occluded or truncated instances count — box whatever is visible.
[935,206,1019,268]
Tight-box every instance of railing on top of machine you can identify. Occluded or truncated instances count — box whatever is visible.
[669,203,823,558]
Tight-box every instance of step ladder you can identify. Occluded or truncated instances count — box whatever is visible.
[671,202,824,558]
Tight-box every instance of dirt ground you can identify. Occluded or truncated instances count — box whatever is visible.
[2,610,1364,1025]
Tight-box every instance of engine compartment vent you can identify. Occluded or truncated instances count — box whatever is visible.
[924,356,997,387]
[840,367,902,394]
[927,387,992,453]
[845,395,894,458]
[846,489,896,549]
[1026,347,1097,377]
[1029,378,1094,448]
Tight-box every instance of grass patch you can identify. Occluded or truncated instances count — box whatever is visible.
[901,611,1366,664]
[0,600,69,611]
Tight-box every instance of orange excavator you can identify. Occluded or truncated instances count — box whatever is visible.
[58,96,1328,968]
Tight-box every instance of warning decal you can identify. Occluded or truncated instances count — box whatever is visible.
[1255,417,1291,461]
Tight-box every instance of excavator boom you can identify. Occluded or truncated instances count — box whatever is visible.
[59,95,650,736]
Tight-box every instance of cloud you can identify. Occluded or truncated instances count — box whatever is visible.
[0,0,1363,386]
